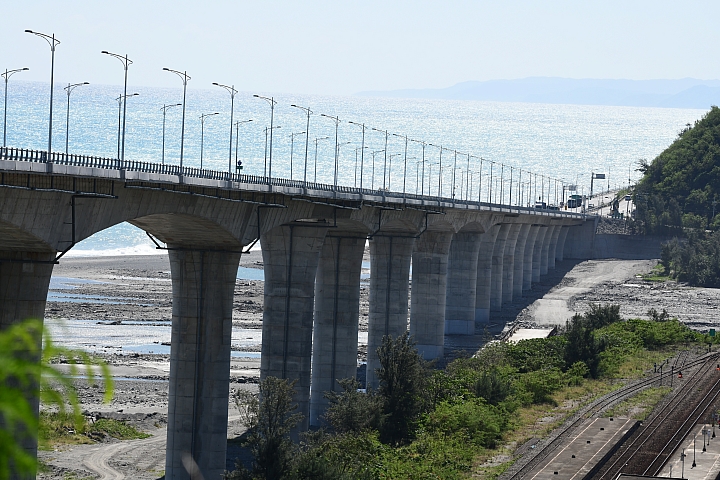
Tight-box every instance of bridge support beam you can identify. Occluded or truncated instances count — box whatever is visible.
[513,224,531,298]
[474,226,500,324]
[501,224,522,305]
[445,231,483,335]
[310,234,365,427]
[410,231,453,360]
[260,225,328,431]
[532,226,549,282]
[556,226,570,262]
[366,235,414,390]
[547,225,563,270]
[490,224,511,311]
[540,225,555,275]
[522,226,541,292]
[165,248,241,480]
[0,251,56,477]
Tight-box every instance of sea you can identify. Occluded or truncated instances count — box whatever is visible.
[2,81,707,257]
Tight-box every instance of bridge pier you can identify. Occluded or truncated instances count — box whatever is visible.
[547,225,563,269]
[445,231,484,335]
[523,225,541,292]
[0,251,56,476]
[501,224,522,305]
[513,224,531,298]
[366,235,414,389]
[310,234,365,426]
[260,224,328,431]
[490,224,511,311]
[474,226,500,324]
[410,231,453,360]
[532,226,548,282]
[540,225,554,275]
[165,248,241,480]
[556,226,570,262]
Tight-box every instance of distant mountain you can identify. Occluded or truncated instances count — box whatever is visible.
[356,77,720,109]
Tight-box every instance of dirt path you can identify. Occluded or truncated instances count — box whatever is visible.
[82,429,166,480]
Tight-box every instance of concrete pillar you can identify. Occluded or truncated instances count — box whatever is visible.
[260,225,328,431]
[547,225,563,269]
[564,218,599,259]
[512,224,531,298]
[366,235,414,390]
[410,231,453,360]
[0,251,55,477]
[310,235,365,427]
[532,226,548,282]
[490,224,511,311]
[166,248,241,480]
[556,226,570,261]
[445,231,483,335]
[540,225,555,275]
[501,224,522,305]
[522,226,541,291]
[474,226,500,324]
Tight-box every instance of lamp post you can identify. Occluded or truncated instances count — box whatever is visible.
[451,150,460,199]
[115,93,139,161]
[372,127,390,190]
[429,144,444,197]
[25,30,60,155]
[370,150,384,190]
[348,121,368,189]
[254,95,277,180]
[199,112,219,169]
[681,449,686,478]
[411,139,427,195]
[263,126,282,177]
[388,153,403,191]
[233,119,253,173]
[2,67,29,148]
[320,114,341,191]
[212,82,237,174]
[289,131,306,180]
[312,136,329,183]
[63,81,89,155]
[336,141,351,187]
[392,133,410,196]
[163,68,191,168]
[102,51,132,161]
[161,103,182,165]
[354,146,368,187]
[291,104,313,184]
[693,432,697,467]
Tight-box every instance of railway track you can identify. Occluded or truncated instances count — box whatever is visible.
[502,350,713,480]
[587,352,720,479]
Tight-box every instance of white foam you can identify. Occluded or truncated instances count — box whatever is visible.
[64,243,166,257]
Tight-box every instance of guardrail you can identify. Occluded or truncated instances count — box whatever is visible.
[0,146,587,219]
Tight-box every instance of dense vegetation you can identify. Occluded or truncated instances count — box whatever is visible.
[227,305,708,480]
[632,106,720,235]
[661,231,720,287]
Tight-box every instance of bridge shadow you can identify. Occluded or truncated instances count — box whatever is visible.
[442,258,582,362]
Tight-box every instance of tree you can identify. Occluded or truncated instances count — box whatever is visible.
[375,332,430,445]
[0,319,112,480]
[323,378,383,434]
[230,376,303,480]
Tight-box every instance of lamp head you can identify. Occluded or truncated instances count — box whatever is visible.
[22,68,29,71]
[25,29,33,33]
[253,94,260,98]
[212,82,219,86]
[163,67,169,71]
[83,82,89,85]
[101,50,109,54]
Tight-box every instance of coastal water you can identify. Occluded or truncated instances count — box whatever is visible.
[1,81,707,255]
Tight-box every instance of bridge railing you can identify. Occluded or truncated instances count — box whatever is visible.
[0,146,583,218]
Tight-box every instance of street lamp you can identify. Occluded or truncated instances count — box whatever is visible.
[199,112,219,169]
[102,51,132,161]
[336,141,351,187]
[254,94,277,180]
[349,121,368,189]
[163,68,191,168]
[289,131,306,180]
[2,67,29,148]
[320,114,341,191]
[429,144,444,198]
[291,104,313,183]
[411,139,427,196]
[234,119,253,173]
[388,152,403,191]
[115,93,139,161]
[63,81,89,155]
[263,126,282,177]
[161,103,182,165]
[392,133,410,196]
[372,127,390,190]
[25,30,60,155]
[312,136,329,183]
[212,82,237,174]
[370,149,384,190]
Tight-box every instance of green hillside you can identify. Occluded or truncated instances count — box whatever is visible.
[633,106,720,233]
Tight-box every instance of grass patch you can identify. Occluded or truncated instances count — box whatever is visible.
[603,386,671,420]
[39,412,149,448]
[642,263,673,282]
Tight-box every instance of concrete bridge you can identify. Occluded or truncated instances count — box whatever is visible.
[0,147,595,479]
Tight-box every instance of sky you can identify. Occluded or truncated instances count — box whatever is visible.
[2,0,720,96]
